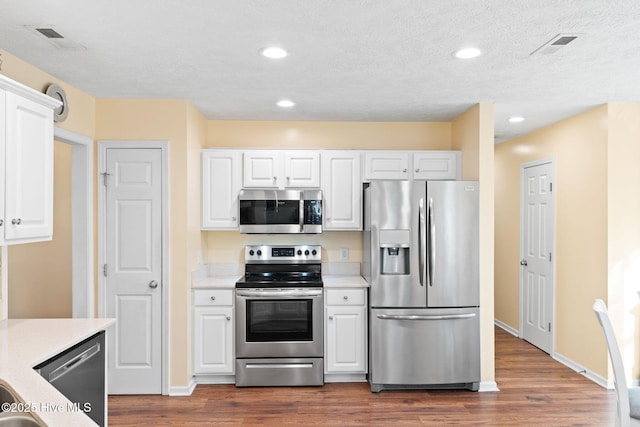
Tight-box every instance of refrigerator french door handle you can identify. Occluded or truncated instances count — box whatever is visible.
[376,313,476,321]
[418,197,426,287]
[428,197,435,287]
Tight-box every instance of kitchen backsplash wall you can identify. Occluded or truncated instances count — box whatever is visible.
[205,231,363,265]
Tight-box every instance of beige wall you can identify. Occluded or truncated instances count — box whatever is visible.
[452,103,496,386]
[1,50,96,319]
[208,120,452,150]
[607,104,640,379]
[494,105,609,376]
[95,98,204,387]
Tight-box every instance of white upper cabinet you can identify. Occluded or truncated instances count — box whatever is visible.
[243,150,319,188]
[412,151,461,180]
[201,150,242,229]
[321,151,362,230]
[364,150,461,181]
[363,151,411,181]
[0,75,60,245]
[284,151,320,188]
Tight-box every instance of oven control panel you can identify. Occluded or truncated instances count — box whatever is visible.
[245,245,322,263]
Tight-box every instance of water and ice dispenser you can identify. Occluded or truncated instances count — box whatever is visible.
[379,229,410,275]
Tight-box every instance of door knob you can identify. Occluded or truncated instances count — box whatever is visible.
[520,259,528,266]
[148,280,159,289]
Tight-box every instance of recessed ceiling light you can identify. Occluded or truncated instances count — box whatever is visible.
[260,46,288,59]
[508,116,525,123]
[277,99,295,108]
[454,47,482,59]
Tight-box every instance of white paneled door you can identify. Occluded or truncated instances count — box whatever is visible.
[520,160,555,354]
[105,148,163,394]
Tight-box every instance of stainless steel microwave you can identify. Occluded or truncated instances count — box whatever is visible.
[238,189,322,234]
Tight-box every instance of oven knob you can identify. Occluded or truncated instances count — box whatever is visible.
[304,250,310,256]
[311,249,317,256]
[249,250,255,256]
[297,250,302,256]
[257,250,262,256]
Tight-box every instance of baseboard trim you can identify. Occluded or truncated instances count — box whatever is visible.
[193,374,236,385]
[324,373,367,383]
[478,381,500,392]
[552,351,610,389]
[168,378,197,396]
[494,319,519,337]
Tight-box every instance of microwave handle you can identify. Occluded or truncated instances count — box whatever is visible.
[299,191,304,232]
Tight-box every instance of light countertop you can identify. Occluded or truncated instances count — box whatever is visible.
[0,318,115,426]
[322,275,369,288]
[192,275,239,289]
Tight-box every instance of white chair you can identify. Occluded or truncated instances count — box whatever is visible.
[593,299,640,427]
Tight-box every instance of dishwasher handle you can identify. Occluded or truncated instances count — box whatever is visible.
[48,343,101,384]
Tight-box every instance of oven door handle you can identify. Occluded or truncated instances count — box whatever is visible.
[236,289,323,298]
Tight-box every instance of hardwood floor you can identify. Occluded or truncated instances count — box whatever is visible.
[108,327,616,426]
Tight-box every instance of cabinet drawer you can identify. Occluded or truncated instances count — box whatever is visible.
[193,289,234,306]
[326,289,366,306]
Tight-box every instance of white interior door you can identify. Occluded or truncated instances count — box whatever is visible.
[105,148,162,394]
[520,160,555,354]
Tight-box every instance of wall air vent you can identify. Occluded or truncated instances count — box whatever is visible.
[530,33,580,56]
[25,25,86,50]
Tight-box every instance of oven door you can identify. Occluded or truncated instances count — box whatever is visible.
[236,288,323,358]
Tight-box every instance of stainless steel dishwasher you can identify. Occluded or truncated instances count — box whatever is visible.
[34,331,105,426]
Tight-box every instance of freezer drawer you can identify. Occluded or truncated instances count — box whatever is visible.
[369,307,479,392]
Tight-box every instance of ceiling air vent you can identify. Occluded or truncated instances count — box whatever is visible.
[25,25,86,50]
[530,34,580,55]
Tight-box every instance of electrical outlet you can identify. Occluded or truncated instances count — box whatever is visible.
[340,248,349,261]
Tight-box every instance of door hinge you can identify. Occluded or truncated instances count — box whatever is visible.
[101,172,110,187]
[549,252,552,262]
[550,182,553,192]
[103,264,108,277]
[548,322,551,332]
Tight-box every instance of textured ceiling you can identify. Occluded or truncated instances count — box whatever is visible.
[1,1,639,143]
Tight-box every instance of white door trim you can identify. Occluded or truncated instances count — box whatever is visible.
[519,157,556,354]
[97,140,170,395]
[54,126,95,319]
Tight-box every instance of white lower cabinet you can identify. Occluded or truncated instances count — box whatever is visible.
[324,288,367,381]
[193,289,235,379]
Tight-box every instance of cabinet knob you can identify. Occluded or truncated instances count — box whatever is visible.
[343,296,349,300]
[273,176,277,183]
[0,219,3,227]
[11,218,21,225]
[226,316,231,321]
[415,169,420,173]
[232,216,237,221]
[210,296,216,301]
[329,316,334,320]
[403,168,407,173]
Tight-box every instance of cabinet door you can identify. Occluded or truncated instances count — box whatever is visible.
[325,304,366,373]
[321,151,362,230]
[4,92,53,242]
[284,151,320,188]
[243,150,282,188]
[201,150,241,229]
[193,306,234,374]
[412,151,460,180]
[363,151,410,180]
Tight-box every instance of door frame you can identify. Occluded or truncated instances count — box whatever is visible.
[97,140,170,395]
[519,157,556,353]
[53,126,94,318]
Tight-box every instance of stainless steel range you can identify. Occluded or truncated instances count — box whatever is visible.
[235,245,323,387]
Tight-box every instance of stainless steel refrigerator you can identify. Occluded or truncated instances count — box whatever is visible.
[363,180,480,392]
